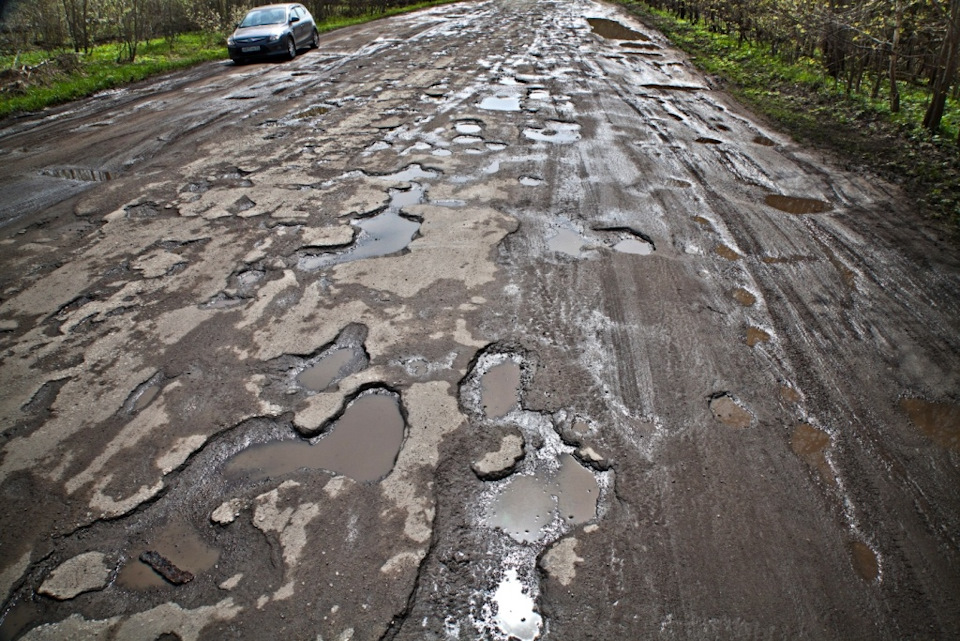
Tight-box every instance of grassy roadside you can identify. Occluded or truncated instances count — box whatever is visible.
[616,0,960,227]
[0,0,459,121]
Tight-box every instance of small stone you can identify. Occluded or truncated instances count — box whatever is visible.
[211,498,243,525]
[39,552,111,600]
[219,573,243,591]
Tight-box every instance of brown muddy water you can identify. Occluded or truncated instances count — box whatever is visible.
[487,454,598,543]
[901,398,960,450]
[710,395,752,428]
[298,348,355,392]
[224,392,405,482]
[117,520,219,589]
[715,244,742,261]
[764,194,831,215]
[746,326,771,347]
[731,287,757,307]
[481,361,522,419]
[790,423,836,487]
[587,17,647,41]
[851,541,880,582]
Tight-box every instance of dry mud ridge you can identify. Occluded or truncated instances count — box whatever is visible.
[0,0,959,639]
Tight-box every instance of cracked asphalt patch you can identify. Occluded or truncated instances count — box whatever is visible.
[1,0,959,639]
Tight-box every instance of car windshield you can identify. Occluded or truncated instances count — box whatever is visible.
[239,8,287,27]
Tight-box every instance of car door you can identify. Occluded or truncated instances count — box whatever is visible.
[292,6,308,47]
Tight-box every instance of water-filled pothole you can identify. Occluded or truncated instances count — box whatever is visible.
[613,239,653,255]
[851,541,880,582]
[547,228,586,256]
[709,394,752,428]
[746,326,771,346]
[487,454,598,543]
[764,194,831,215]
[41,167,114,182]
[479,95,521,111]
[299,182,425,270]
[493,569,542,641]
[298,348,355,392]
[587,17,648,41]
[224,390,405,482]
[481,361,522,419]
[455,121,483,135]
[117,521,219,589]
[901,398,960,450]
[731,287,756,307]
[695,137,723,145]
[523,121,581,144]
[519,176,543,187]
[791,422,835,486]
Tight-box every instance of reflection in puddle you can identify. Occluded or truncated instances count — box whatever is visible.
[519,176,543,187]
[455,121,483,135]
[710,395,752,428]
[528,89,550,101]
[479,96,521,111]
[493,569,542,641]
[613,239,653,255]
[851,541,879,582]
[791,423,835,487]
[454,135,484,145]
[587,17,647,41]
[764,194,831,214]
[298,348,354,392]
[901,398,960,450]
[487,454,598,543]
[548,229,585,256]
[481,362,521,419]
[118,521,219,589]
[224,391,405,482]
[523,121,581,144]
[746,326,771,347]
[731,287,756,307]
[375,163,439,183]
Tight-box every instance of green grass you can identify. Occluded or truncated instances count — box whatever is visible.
[0,0,460,120]
[617,0,960,226]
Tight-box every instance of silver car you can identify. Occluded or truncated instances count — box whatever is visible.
[227,3,319,64]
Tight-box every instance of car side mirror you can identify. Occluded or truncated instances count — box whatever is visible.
[290,16,300,22]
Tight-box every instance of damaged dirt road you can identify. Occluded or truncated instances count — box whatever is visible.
[1,0,959,638]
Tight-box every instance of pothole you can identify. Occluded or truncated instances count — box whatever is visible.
[790,422,835,487]
[746,326,771,346]
[764,194,831,215]
[455,121,484,135]
[731,287,757,307]
[709,393,752,428]
[519,176,543,187]
[288,324,368,395]
[695,137,723,145]
[547,228,587,257]
[613,239,653,255]
[40,167,114,182]
[481,361,522,419]
[125,372,166,413]
[223,388,405,483]
[851,541,880,582]
[715,244,742,261]
[454,135,484,145]
[587,17,648,41]
[299,179,427,270]
[900,398,960,450]
[116,520,219,590]
[753,135,776,146]
[492,569,542,641]
[479,95,521,111]
[523,121,581,144]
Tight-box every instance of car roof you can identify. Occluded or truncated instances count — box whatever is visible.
[247,3,300,9]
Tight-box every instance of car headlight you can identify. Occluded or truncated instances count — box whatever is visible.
[227,36,235,45]
[268,33,280,42]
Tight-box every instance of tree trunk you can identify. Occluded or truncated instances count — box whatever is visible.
[924,0,960,132]
[889,0,903,112]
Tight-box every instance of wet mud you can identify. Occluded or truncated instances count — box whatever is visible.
[764,194,831,215]
[901,398,960,450]
[709,395,752,428]
[587,17,647,41]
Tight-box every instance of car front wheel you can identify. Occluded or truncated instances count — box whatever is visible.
[310,29,319,49]
[286,36,296,60]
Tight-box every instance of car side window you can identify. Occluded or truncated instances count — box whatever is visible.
[292,7,302,20]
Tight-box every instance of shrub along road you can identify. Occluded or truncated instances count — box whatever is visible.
[0,0,958,639]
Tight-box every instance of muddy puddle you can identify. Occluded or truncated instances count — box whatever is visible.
[753,135,776,146]
[851,541,880,582]
[587,17,647,41]
[900,398,960,450]
[299,183,423,270]
[224,391,405,482]
[746,326,771,347]
[791,423,835,486]
[695,137,723,145]
[455,121,483,135]
[493,569,542,641]
[764,194,831,215]
[117,521,219,589]
[0,599,40,641]
[547,229,586,256]
[523,121,581,144]
[731,287,757,307]
[715,244,742,261]
[710,395,752,428]
[481,361,522,419]
[298,348,355,392]
[487,454,598,543]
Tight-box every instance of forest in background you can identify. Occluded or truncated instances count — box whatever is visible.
[639,0,960,138]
